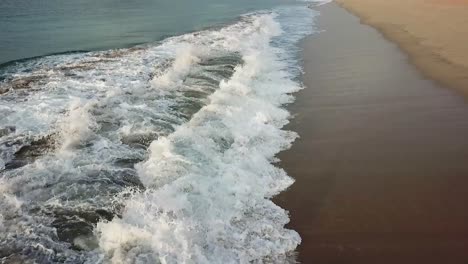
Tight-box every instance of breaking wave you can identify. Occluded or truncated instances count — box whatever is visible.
[0,5,317,264]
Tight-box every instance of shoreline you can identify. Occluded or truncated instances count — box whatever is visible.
[336,0,468,97]
[277,3,468,263]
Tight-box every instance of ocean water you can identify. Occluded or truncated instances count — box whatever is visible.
[0,0,300,65]
[0,1,323,263]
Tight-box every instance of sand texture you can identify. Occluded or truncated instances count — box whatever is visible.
[337,0,468,96]
[277,3,468,263]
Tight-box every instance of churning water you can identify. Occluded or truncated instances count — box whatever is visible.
[0,2,321,263]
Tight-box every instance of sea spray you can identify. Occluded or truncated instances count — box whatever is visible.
[0,6,317,263]
[95,11,314,263]
[151,44,203,89]
[59,99,99,150]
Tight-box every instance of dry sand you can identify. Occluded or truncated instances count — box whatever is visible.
[276,3,468,263]
[336,0,468,96]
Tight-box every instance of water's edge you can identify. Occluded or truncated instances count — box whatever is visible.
[0,5,319,263]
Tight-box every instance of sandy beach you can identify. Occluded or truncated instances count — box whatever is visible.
[336,0,468,96]
[2,0,468,262]
[277,2,468,263]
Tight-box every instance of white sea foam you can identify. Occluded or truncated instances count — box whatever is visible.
[151,44,203,89]
[59,99,99,150]
[94,8,317,264]
[301,0,333,6]
[0,5,318,263]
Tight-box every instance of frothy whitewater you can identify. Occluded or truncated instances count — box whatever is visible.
[0,6,317,264]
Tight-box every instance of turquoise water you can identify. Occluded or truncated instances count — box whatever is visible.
[0,0,296,64]
[0,1,322,263]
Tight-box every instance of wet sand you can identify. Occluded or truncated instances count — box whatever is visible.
[336,0,468,96]
[276,3,468,263]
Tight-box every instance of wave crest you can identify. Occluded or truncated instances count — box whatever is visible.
[95,12,306,263]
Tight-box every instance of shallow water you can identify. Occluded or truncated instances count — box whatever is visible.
[1,1,320,263]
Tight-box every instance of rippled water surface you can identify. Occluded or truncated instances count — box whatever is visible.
[0,0,298,65]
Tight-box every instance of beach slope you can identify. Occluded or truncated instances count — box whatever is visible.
[276,3,468,263]
[337,0,468,95]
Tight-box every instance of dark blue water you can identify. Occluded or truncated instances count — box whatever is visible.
[0,0,296,65]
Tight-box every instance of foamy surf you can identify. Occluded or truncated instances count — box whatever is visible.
[300,0,333,7]
[0,5,317,263]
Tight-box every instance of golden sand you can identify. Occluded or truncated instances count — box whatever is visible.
[336,0,468,96]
